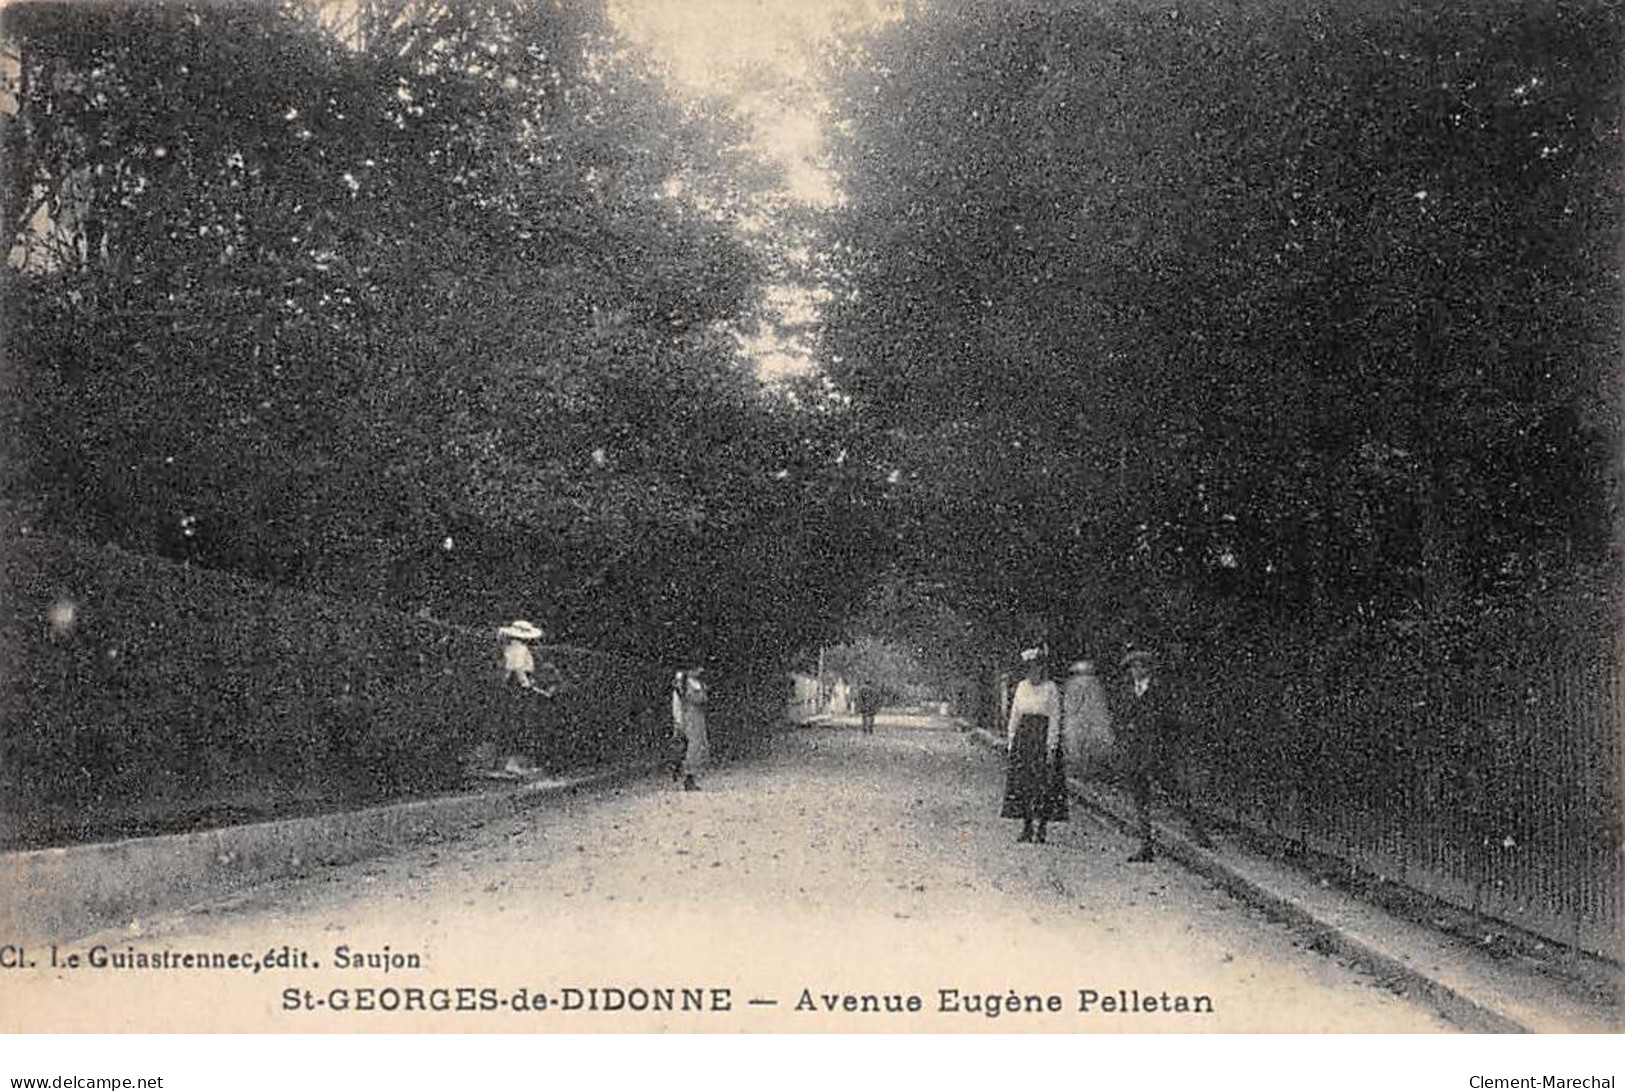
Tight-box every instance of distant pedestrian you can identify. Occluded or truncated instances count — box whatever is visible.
[1062,658,1114,781]
[670,666,710,792]
[1115,649,1213,861]
[1001,647,1068,843]
[829,678,851,715]
[856,681,882,735]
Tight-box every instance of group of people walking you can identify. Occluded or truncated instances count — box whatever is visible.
[1000,645,1212,862]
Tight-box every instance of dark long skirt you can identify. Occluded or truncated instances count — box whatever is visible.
[1001,714,1069,822]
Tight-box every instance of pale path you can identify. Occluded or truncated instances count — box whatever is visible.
[6,716,1456,1032]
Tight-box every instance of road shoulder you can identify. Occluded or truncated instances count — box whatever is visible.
[0,761,660,943]
[965,723,1620,1034]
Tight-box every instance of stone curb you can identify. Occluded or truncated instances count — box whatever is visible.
[965,725,1537,1033]
[0,760,662,944]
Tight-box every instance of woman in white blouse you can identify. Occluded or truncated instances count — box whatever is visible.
[1001,647,1069,842]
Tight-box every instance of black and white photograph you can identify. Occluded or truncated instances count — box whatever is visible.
[0,0,1620,1058]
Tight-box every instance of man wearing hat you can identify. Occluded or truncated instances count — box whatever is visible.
[1116,648,1214,861]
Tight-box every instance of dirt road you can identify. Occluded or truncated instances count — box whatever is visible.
[2,717,1455,1032]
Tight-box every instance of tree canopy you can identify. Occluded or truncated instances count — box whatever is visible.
[1,0,886,671]
[5,0,1618,681]
[821,0,1621,656]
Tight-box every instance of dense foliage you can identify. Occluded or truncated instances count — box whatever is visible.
[0,535,673,847]
[822,0,1621,656]
[818,572,994,698]
[1,0,885,671]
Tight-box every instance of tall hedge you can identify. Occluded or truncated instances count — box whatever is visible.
[0,536,680,848]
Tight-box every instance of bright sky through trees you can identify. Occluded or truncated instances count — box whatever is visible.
[608,0,901,380]
[608,0,899,206]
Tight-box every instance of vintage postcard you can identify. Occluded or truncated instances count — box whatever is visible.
[0,0,1620,1040]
